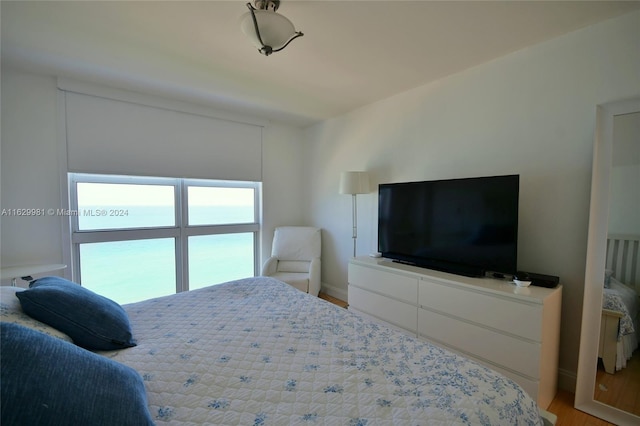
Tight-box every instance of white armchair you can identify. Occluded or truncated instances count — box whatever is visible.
[261,226,321,296]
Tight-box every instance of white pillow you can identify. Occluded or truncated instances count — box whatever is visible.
[610,277,637,300]
[604,269,614,288]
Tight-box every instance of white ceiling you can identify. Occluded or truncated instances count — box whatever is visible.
[3,1,639,127]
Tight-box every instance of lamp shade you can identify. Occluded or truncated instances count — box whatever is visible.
[339,171,370,195]
[240,9,299,51]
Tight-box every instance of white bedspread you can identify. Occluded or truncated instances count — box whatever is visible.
[103,277,542,425]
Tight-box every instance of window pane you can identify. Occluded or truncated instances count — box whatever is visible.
[188,233,254,290]
[77,182,175,230]
[188,186,255,225]
[80,239,176,304]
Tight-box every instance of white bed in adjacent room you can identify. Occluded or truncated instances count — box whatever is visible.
[599,234,640,373]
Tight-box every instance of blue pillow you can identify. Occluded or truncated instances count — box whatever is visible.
[16,276,136,350]
[0,322,154,426]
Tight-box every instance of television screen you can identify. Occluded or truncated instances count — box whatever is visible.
[378,175,519,277]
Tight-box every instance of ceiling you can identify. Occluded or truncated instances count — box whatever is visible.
[2,1,639,127]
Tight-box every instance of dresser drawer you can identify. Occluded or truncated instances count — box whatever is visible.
[349,285,418,333]
[349,263,418,304]
[418,308,541,379]
[419,279,543,341]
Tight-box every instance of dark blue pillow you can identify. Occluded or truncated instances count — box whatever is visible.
[16,276,136,350]
[0,322,154,426]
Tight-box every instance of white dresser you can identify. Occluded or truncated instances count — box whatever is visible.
[347,256,562,409]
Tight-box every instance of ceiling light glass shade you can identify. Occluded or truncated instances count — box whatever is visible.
[240,3,303,56]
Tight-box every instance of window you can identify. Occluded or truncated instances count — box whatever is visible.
[69,173,260,304]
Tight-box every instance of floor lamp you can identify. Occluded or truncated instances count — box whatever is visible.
[339,171,370,258]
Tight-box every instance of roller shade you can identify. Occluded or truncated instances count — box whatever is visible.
[64,92,263,181]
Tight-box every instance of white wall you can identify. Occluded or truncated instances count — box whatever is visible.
[609,112,640,235]
[0,69,306,285]
[303,10,640,389]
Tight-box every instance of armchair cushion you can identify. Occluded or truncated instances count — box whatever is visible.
[277,260,311,273]
[272,227,321,260]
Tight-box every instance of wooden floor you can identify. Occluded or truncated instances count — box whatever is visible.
[319,292,348,308]
[547,390,616,426]
[548,352,640,424]
[318,292,619,425]
[594,352,640,416]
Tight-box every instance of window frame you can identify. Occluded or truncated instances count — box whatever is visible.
[68,173,261,295]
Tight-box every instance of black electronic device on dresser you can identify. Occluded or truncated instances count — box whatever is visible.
[514,270,560,288]
[378,174,520,278]
[528,272,560,288]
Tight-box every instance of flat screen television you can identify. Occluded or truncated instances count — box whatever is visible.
[378,174,519,278]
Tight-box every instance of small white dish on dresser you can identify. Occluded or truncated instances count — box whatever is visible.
[514,279,532,287]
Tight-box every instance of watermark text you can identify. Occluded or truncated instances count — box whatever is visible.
[1,208,129,217]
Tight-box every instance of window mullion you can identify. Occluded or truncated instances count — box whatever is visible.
[72,227,179,244]
[176,180,187,294]
[254,183,261,276]
[68,175,81,281]
[183,223,260,237]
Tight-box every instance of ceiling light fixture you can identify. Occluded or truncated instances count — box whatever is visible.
[240,0,303,56]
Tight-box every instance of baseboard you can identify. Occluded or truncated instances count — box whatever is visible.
[557,367,577,394]
[319,282,348,303]
[539,408,557,426]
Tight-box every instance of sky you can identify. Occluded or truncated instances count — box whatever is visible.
[77,183,254,206]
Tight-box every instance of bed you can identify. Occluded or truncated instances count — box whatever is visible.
[599,234,640,374]
[1,276,547,425]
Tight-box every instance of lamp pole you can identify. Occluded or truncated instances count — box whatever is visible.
[339,171,370,259]
[351,193,358,257]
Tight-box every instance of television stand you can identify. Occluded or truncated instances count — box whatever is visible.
[347,256,562,409]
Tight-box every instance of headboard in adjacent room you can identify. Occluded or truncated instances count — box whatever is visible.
[606,234,640,294]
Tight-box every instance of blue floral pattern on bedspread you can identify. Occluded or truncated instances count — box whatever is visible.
[103,277,542,425]
[603,290,635,339]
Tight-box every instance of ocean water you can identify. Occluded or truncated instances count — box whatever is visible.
[78,206,256,304]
